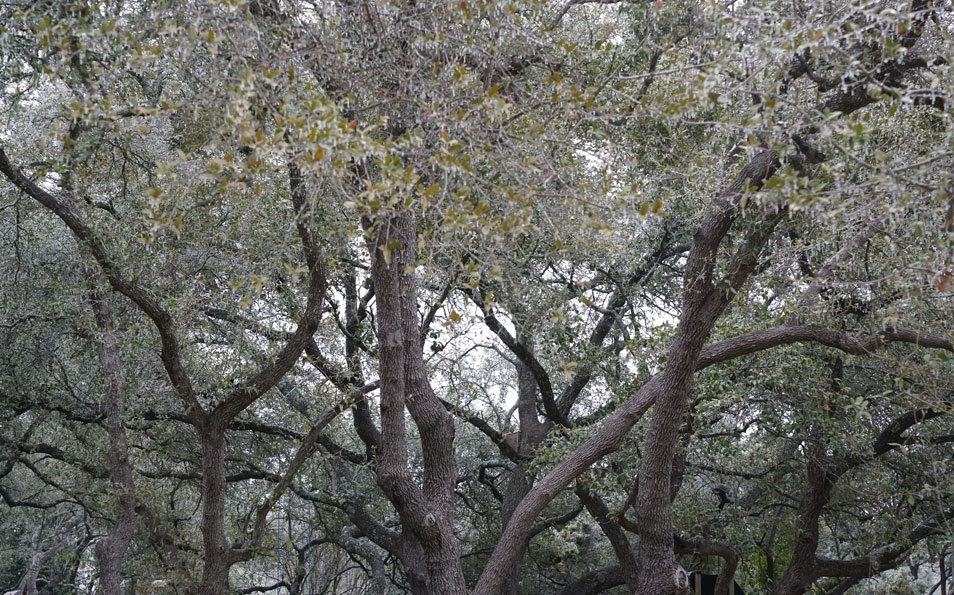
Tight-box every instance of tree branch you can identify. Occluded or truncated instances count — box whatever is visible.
[697,325,954,370]
[0,147,203,417]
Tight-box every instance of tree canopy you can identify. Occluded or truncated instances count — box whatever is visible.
[1,1,953,594]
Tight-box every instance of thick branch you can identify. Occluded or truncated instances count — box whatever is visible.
[697,325,954,370]
[556,565,625,595]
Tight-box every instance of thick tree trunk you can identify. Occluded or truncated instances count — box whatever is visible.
[473,151,782,595]
[367,210,466,595]
[633,151,782,595]
[196,421,232,595]
[499,464,533,594]
[632,339,704,594]
[400,537,431,595]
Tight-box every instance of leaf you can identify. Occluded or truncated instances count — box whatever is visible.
[932,270,952,293]
[306,147,323,162]
[561,361,578,382]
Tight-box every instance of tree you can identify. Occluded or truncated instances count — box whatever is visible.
[1,0,953,594]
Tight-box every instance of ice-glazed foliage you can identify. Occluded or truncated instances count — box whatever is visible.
[1,1,953,594]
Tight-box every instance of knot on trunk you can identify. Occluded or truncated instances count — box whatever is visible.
[672,565,689,590]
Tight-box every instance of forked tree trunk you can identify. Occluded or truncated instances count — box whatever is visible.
[634,150,782,595]
[367,210,467,595]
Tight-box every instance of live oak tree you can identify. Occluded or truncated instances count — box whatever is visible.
[1,1,953,595]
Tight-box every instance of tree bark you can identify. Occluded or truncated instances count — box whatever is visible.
[557,565,626,595]
[499,335,549,593]
[87,286,137,595]
[195,419,231,595]
[366,209,466,595]
[633,150,782,595]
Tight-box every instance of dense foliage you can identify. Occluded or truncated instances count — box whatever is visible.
[1,1,953,594]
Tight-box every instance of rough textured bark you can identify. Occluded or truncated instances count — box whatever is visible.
[633,150,782,595]
[367,209,466,595]
[195,419,231,595]
[557,565,626,595]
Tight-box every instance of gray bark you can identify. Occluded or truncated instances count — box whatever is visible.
[366,209,467,595]
[499,335,549,593]
[87,286,137,595]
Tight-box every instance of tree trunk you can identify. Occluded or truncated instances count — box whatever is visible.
[768,448,833,595]
[631,353,698,594]
[87,285,137,595]
[367,210,467,595]
[633,151,782,594]
[196,420,231,595]
[499,337,549,593]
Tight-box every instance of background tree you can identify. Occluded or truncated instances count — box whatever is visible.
[2,1,953,594]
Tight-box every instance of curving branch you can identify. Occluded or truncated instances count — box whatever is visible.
[697,325,954,370]
[212,161,329,423]
[576,485,639,588]
[469,289,568,427]
[0,146,203,417]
